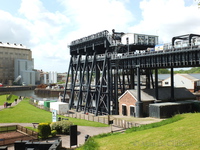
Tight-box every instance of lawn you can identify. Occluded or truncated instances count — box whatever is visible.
[0,96,108,127]
[0,94,18,105]
[79,113,200,150]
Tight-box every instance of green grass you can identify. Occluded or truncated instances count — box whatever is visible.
[78,113,200,150]
[0,94,18,105]
[0,96,108,127]
[0,126,17,132]
[61,117,108,127]
[125,114,183,133]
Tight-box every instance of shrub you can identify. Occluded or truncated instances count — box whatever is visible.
[50,120,73,134]
[51,130,57,137]
[38,123,51,139]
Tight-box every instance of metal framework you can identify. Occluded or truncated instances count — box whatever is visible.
[64,30,200,117]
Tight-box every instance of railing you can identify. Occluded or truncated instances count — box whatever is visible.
[29,100,142,129]
[0,125,38,146]
[67,112,141,129]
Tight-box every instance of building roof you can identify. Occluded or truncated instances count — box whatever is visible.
[0,42,27,49]
[188,73,200,80]
[158,73,200,82]
[119,87,196,102]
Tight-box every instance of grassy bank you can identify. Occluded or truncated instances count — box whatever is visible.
[79,113,200,150]
[0,96,108,127]
[0,94,18,105]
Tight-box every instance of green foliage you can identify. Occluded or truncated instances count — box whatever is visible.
[158,68,170,74]
[0,94,18,105]
[125,114,183,133]
[174,67,200,74]
[38,123,51,139]
[78,138,99,150]
[50,120,73,134]
[51,130,57,137]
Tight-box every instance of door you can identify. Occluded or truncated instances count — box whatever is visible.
[122,105,127,116]
[130,106,135,116]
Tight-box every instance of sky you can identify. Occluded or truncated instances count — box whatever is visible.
[0,0,200,73]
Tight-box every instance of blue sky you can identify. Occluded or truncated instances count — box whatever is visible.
[0,0,199,73]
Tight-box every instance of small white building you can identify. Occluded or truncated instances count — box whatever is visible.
[162,74,200,92]
[50,102,69,115]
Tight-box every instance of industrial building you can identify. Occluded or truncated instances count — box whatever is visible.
[0,42,34,85]
[14,59,35,85]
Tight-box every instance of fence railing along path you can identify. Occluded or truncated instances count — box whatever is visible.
[66,110,141,129]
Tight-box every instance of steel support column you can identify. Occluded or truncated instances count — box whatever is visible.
[135,66,143,118]
[171,67,175,101]
[155,68,159,100]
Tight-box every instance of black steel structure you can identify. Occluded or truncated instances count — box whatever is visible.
[64,30,200,117]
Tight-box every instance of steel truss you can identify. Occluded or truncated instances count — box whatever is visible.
[64,30,200,116]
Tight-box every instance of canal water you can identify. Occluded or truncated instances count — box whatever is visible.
[11,90,59,101]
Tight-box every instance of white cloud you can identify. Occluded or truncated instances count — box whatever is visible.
[0,10,31,43]
[59,0,134,38]
[16,0,71,72]
[129,0,200,43]
[1,0,199,73]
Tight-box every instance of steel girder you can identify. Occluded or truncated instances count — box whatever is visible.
[64,46,200,116]
[116,48,200,69]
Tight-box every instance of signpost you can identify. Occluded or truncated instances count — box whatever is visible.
[52,109,57,122]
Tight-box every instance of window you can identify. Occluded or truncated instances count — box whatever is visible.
[165,82,169,85]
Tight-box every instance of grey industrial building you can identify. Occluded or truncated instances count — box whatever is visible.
[0,42,35,85]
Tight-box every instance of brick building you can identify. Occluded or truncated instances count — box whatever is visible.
[118,87,196,117]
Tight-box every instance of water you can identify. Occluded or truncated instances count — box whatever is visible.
[11,90,59,101]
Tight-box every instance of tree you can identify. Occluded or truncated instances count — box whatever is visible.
[158,68,170,74]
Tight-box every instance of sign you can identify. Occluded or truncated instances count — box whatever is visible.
[52,109,57,122]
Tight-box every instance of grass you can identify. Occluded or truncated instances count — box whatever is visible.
[0,95,108,127]
[125,114,183,133]
[0,94,18,105]
[78,113,200,150]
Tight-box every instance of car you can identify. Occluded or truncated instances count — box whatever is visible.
[0,83,3,87]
